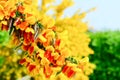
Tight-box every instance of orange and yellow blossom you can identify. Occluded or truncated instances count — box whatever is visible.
[38,0,96,80]
[0,0,95,80]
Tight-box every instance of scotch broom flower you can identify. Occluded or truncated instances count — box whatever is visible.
[0,0,95,80]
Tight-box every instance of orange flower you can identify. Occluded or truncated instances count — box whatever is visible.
[19,58,26,65]
[17,5,25,14]
[23,32,34,45]
[49,26,56,31]
[18,21,28,31]
[26,13,33,17]
[54,38,61,47]
[44,50,56,65]
[28,46,34,55]
[62,65,76,78]
[44,65,53,78]
[28,64,36,72]
[23,38,30,45]
[22,44,31,51]
[56,55,65,66]
[10,10,16,18]
[43,40,50,47]
[23,32,30,45]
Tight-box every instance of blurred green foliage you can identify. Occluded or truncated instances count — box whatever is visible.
[0,30,9,68]
[0,30,9,46]
[0,31,27,80]
[0,56,5,67]
[89,31,120,80]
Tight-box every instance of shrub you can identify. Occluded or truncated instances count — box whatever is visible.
[89,31,120,80]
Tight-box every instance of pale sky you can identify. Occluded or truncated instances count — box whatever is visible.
[39,0,120,31]
[64,0,120,31]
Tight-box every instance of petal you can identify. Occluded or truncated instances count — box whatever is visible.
[56,55,65,66]
[67,68,76,78]
[19,58,26,65]
[55,39,61,47]
[39,35,47,43]
[44,50,51,59]
[27,32,34,42]
[26,16,36,25]
[28,64,36,72]
[18,21,28,31]
[23,38,30,45]
[28,46,34,55]
[62,65,69,73]
[22,44,31,51]
[0,11,4,20]
[10,10,16,18]
[25,27,35,34]
[44,65,53,78]
[18,5,25,13]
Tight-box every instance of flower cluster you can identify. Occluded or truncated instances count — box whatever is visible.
[38,0,96,80]
[0,0,91,79]
[54,8,96,80]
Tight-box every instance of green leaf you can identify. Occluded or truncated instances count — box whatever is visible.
[0,31,9,46]
[15,10,21,17]
[0,56,5,67]
[65,57,77,64]
[89,31,120,80]
[37,22,43,29]
[56,70,62,76]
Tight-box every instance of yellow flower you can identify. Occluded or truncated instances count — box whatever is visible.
[41,0,55,13]
[0,5,4,20]
[0,0,95,80]
[40,16,55,28]
[1,21,7,25]
[55,0,74,18]
[38,35,47,43]
[25,27,35,34]
[25,15,36,25]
